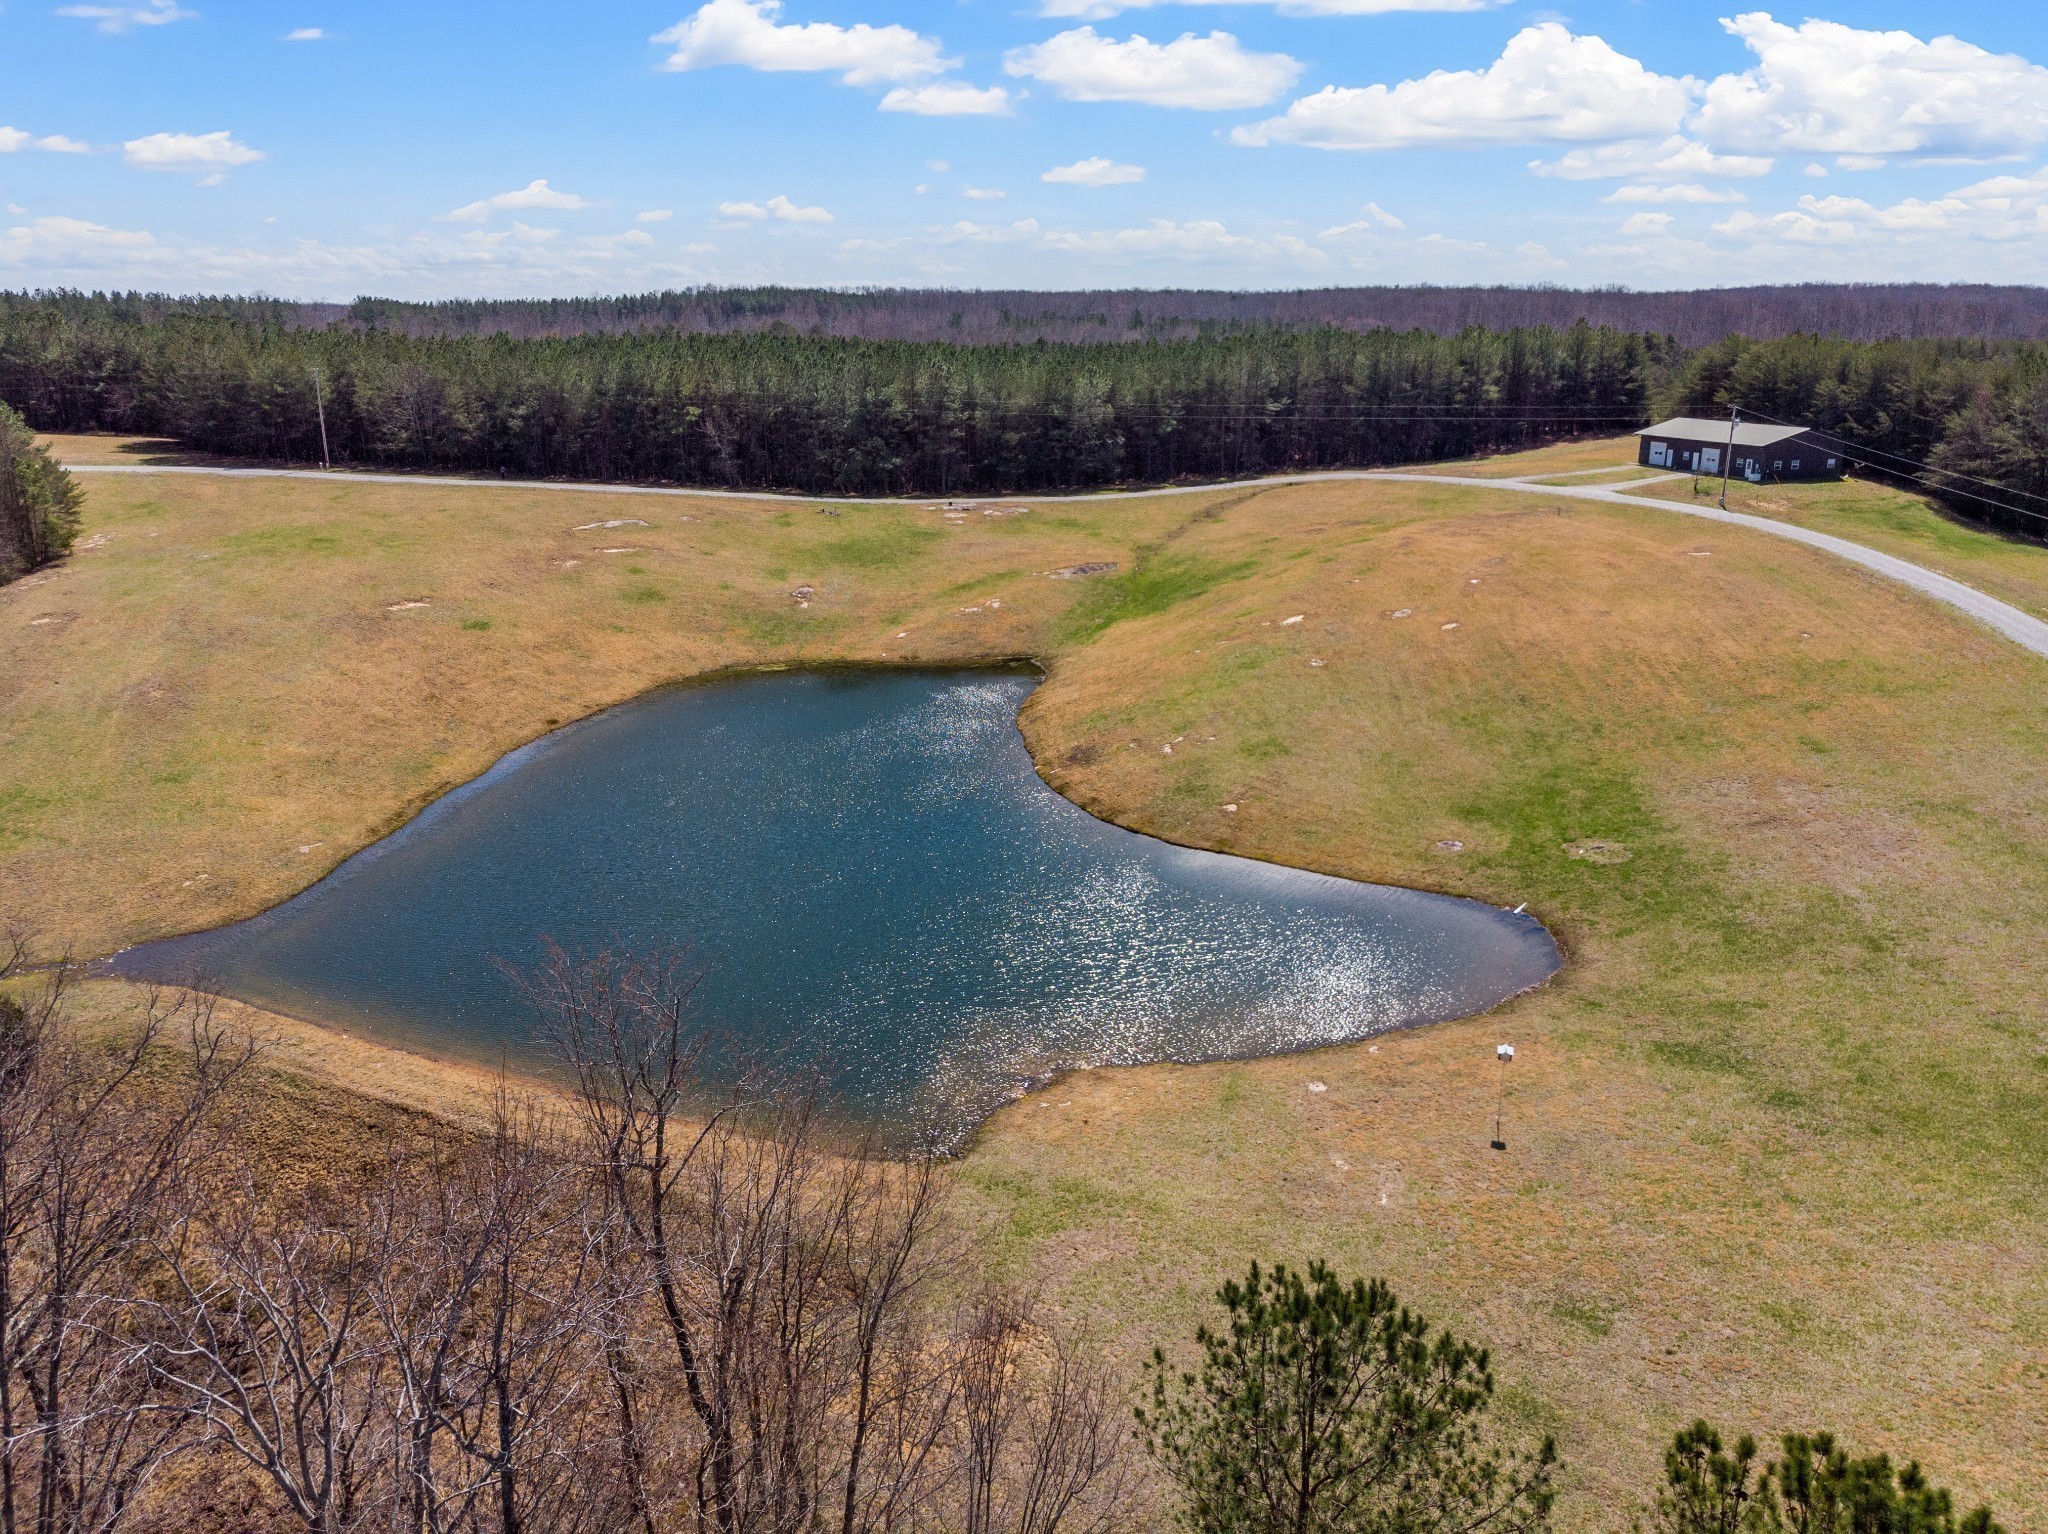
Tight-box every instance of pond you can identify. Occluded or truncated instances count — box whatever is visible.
[111,667,1561,1144]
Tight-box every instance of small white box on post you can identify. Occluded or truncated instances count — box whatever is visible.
[1491,1045,1514,1149]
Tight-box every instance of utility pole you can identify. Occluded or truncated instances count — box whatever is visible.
[1719,406,1739,509]
[312,366,332,471]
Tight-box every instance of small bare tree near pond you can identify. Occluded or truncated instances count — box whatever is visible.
[148,1090,625,1534]
[520,942,1135,1534]
[0,937,251,1534]
[0,931,1135,1534]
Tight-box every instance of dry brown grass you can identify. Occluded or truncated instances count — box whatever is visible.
[6,437,1208,952]
[1630,470,2048,621]
[7,436,2048,1525]
[1411,434,1647,478]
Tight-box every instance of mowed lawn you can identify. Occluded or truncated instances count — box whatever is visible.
[5,436,2048,1522]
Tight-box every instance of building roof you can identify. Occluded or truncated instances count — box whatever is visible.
[1637,418,1811,448]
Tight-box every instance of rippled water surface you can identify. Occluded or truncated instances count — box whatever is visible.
[114,668,1560,1141]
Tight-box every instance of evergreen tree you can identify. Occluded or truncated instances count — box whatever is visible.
[1137,1261,1558,1534]
[1644,1422,2004,1534]
[0,401,83,584]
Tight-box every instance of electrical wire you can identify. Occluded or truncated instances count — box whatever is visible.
[1733,403,2048,530]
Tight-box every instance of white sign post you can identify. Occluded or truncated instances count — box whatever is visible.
[1491,1044,1514,1151]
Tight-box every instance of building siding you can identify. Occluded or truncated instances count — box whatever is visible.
[1637,429,1843,482]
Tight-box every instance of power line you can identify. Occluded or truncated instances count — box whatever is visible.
[1735,403,2048,530]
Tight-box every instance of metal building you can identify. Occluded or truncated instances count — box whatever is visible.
[1635,418,1845,483]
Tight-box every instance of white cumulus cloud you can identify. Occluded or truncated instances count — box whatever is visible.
[767,194,832,223]
[721,195,833,223]
[1530,135,1774,181]
[2,216,159,259]
[879,83,1015,116]
[1042,218,1260,256]
[56,0,191,33]
[1318,201,1406,237]
[1605,183,1747,205]
[653,0,949,86]
[1,130,95,155]
[1041,0,1501,17]
[286,27,326,41]
[1042,156,1145,185]
[1711,167,2048,250]
[1005,27,1301,111]
[123,131,264,184]
[635,209,675,223]
[444,179,593,223]
[1233,24,1692,151]
[1693,14,2048,159]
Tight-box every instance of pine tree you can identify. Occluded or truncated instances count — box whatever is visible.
[1137,1261,1558,1534]
[0,401,83,584]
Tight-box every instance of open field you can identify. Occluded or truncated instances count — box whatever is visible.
[6,435,2048,1523]
[1634,472,2048,623]
[1413,436,1658,478]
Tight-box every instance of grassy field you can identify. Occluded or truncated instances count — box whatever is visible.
[6,435,2048,1524]
[1634,471,2048,622]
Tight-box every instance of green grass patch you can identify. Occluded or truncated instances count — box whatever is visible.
[1550,1295,1615,1337]
[814,521,941,571]
[460,617,493,632]
[220,526,349,557]
[1056,554,1259,643]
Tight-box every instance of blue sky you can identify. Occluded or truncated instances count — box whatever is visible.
[4,0,2048,297]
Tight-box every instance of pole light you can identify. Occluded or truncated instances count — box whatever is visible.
[312,366,332,471]
[1490,1044,1514,1151]
[1719,408,1739,509]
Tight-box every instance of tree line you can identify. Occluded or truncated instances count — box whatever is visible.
[330,285,2048,348]
[8,293,2048,529]
[11,286,2048,347]
[0,934,2008,1534]
[1657,335,2048,537]
[0,295,1660,496]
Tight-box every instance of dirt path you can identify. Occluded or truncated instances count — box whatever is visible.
[63,461,2048,661]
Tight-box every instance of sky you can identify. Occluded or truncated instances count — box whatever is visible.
[4,0,2048,298]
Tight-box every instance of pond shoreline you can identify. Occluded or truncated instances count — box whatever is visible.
[96,659,1563,1149]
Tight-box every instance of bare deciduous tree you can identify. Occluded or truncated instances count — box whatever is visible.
[148,1175,393,1534]
[0,940,249,1534]
[521,945,1133,1534]
[952,1289,1134,1534]
[0,932,1137,1534]
[368,1092,616,1534]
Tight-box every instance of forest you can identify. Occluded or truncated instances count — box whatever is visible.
[13,284,2048,347]
[0,295,1660,494]
[2,290,2047,531]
